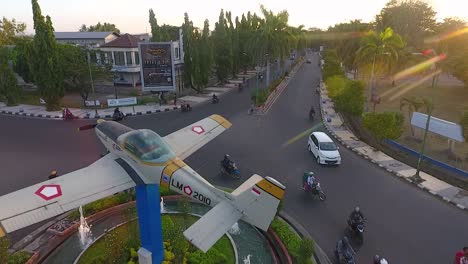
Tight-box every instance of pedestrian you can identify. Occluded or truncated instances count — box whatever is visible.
[454,247,468,264]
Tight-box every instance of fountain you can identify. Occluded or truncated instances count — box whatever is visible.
[78,206,92,249]
[243,254,251,264]
[228,222,241,235]
[160,197,165,213]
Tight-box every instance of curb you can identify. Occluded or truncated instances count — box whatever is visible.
[0,106,180,120]
[279,212,332,264]
[318,88,468,213]
[267,228,293,264]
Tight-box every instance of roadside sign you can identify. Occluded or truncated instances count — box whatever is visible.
[107,97,137,107]
[411,112,464,142]
[85,100,100,107]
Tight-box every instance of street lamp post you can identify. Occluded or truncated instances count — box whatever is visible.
[412,49,440,182]
[86,51,98,116]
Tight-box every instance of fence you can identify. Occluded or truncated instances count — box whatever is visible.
[385,139,468,178]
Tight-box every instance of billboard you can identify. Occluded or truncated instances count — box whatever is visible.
[139,42,176,92]
[411,112,464,142]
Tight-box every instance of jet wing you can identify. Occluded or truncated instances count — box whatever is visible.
[163,114,232,160]
[183,201,242,253]
[0,154,135,237]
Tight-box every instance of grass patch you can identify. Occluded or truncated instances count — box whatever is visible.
[375,80,468,168]
[78,215,235,264]
[270,218,314,263]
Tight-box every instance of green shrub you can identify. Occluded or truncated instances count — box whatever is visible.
[325,75,348,99]
[297,239,314,264]
[270,219,302,259]
[187,248,227,264]
[7,251,31,264]
[160,186,177,197]
[334,80,366,116]
[362,111,404,142]
[251,89,269,106]
[460,112,468,141]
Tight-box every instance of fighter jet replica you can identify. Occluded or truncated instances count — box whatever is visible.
[0,115,285,252]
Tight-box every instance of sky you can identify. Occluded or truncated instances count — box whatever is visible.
[3,0,468,34]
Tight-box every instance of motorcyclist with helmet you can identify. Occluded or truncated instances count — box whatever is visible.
[348,206,365,229]
[222,154,234,173]
[374,255,389,264]
[303,171,317,191]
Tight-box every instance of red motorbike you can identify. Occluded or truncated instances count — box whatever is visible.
[62,108,76,121]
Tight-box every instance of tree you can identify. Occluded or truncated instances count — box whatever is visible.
[375,0,437,49]
[327,20,371,74]
[400,96,423,136]
[322,49,344,80]
[31,0,64,111]
[435,17,468,87]
[0,52,21,105]
[362,111,404,142]
[356,27,405,110]
[213,10,232,82]
[334,80,366,116]
[200,19,212,87]
[79,22,120,33]
[248,5,294,78]
[11,38,34,83]
[148,9,159,41]
[182,12,194,88]
[59,44,111,105]
[0,17,26,45]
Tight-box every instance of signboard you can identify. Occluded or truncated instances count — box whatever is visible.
[85,100,100,107]
[107,97,137,107]
[411,112,464,142]
[319,46,324,52]
[139,42,176,92]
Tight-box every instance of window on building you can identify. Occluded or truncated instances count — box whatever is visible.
[126,51,133,65]
[114,51,125,65]
[135,52,140,65]
[175,48,179,59]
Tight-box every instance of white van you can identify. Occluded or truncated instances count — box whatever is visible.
[307,131,341,165]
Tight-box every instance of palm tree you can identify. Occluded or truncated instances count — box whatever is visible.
[400,96,423,136]
[356,27,405,111]
[248,5,295,84]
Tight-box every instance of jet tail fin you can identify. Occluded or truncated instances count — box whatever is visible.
[184,175,285,252]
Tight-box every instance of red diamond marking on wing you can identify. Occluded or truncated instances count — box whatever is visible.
[192,126,205,135]
[35,185,62,201]
[183,186,193,196]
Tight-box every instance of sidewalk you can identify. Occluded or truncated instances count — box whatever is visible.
[0,73,258,120]
[319,83,468,211]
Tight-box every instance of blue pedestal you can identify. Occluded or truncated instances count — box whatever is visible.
[136,184,164,264]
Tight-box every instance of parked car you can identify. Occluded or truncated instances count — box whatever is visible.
[306,59,312,64]
[307,131,341,165]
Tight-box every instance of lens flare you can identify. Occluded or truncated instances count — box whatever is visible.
[281,123,323,148]
[393,54,446,81]
[425,27,468,44]
[388,69,442,102]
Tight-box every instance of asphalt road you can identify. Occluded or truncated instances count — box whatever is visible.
[1,53,467,263]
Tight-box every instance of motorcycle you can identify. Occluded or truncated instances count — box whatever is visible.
[335,237,356,264]
[302,175,326,201]
[112,111,126,122]
[220,160,240,179]
[347,217,365,244]
[62,108,76,121]
[212,96,219,104]
[181,103,192,112]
